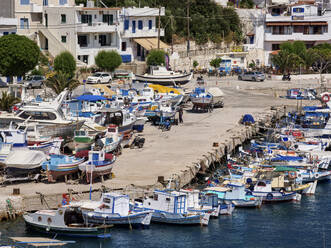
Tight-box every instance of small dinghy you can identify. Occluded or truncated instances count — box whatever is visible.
[23,205,112,238]
[79,149,116,183]
[42,154,84,182]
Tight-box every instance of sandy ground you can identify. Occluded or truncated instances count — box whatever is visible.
[0,77,325,197]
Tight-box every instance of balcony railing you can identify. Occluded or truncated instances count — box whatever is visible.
[76,22,118,33]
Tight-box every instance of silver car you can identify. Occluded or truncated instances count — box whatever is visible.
[238,72,265,82]
[22,75,45,88]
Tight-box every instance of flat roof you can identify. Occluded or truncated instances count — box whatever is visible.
[82,7,121,11]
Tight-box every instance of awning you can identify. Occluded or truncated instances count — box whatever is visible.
[75,95,108,101]
[310,22,328,26]
[266,22,291,26]
[292,22,310,26]
[133,38,169,51]
[271,50,280,55]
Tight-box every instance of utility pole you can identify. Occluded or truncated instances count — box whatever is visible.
[170,15,174,54]
[157,7,161,49]
[187,0,190,55]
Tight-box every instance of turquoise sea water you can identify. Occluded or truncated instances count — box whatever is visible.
[0,181,330,248]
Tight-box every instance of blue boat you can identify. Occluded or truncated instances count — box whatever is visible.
[42,154,84,182]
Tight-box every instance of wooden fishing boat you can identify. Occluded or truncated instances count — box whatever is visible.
[73,193,153,227]
[23,206,112,238]
[42,154,84,182]
[78,149,116,183]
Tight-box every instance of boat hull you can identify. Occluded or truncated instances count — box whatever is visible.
[82,211,153,226]
[24,215,110,238]
[150,211,209,225]
[134,73,192,86]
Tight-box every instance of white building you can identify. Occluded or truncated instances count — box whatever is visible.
[13,0,166,66]
[264,2,331,65]
[0,0,17,36]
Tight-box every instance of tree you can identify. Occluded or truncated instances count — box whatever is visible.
[210,58,222,69]
[193,60,199,69]
[0,92,20,112]
[311,48,331,76]
[95,50,122,72]
[45,72,80,95]
[271,50,302,74]
[54,51,76,78]
[146,50,166,66]
[0,34,39,82]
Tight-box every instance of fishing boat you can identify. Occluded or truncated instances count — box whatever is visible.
[23,206,111,238]
[180,189,220,217]
[5,148,47,177]
[134,66,192,86]
[133,190,210,225]
[205,183,262,208]
[101,108,136,136]
[73,192,153,227]
[250,180,301,203]
[190,87,213,110]
[42,154,85,182]
[78,149,116,183]
[73,130,95,152]
[101,125,123,153]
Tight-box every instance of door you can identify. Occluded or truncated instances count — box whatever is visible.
[132,20,136,33]
[45,38,48,50]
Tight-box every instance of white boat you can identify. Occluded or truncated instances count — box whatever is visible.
[101,125,123,153]
[23,206,111,238]
[134,190,210,225]
[5,148,47,177]
[190,88,213,110]
[74,192,153,227]
[156,101,176,119]
[0,91,84,138]
[134,66,192,86]
[180,189,220,217]
[78,149,116,183]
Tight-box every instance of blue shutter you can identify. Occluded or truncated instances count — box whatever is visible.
[149,20,152,29]
[59,0,67,5]
[138,20,143,30]
[20,18,25,29]
[124,20,129,30]
[20,0,30,5]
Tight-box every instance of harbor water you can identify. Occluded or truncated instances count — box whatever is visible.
[0,182,330,248]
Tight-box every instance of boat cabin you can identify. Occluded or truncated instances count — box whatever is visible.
[179,189,200,209]
[142,190,188,214]
[88,149,106,165]
[0,129,26,146]
[254,180,272,193]
[200,193,219,208]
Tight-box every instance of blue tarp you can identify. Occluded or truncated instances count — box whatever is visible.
[271,155,304,162]
[242,114,255,124]
[75,95,107,101]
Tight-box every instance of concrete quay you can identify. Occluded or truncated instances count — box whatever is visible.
[0,77,324,217]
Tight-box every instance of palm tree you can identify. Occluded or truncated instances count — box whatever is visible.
[0,92,20,112]
[271,50,303,74]
[45,71,81,95]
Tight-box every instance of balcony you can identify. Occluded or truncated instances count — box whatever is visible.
[30,3,42,13]
[265,32,330,42]
[76,22,118,33]
[121,29,164,38]
[0,17,17,26]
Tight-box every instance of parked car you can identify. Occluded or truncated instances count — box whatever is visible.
[238,71,265,82]
[87,72,112,84]
[21,75,45,89]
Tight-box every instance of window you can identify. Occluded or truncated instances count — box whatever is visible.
[81,15,92,25]
[138,20,143,30]
[19,111,57,120]
[43,0,48,6]
[272,44,280,50]
[102,14,113,25]
[121,42,126,51]
[20,18,29,29]
[78,35,88,47]
[124,20,129,30]
[148,20,152,29]
[61,14,66,24]
[153,194,158,201]
[61,36,66,43]
[293,7,304,13]
[3,32,9,36]
[83,55,89,64]
[59,0,67,5]
[20,0,30,5]
[99,34,110,46]
[132,20,136,33]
